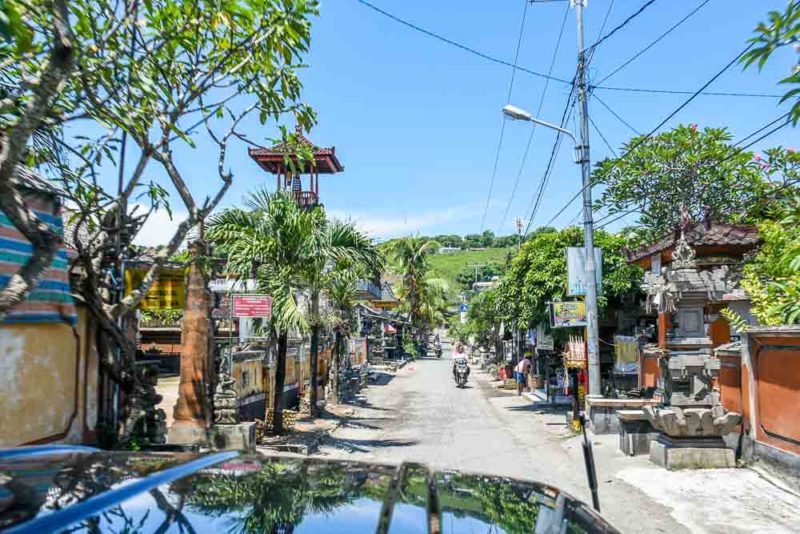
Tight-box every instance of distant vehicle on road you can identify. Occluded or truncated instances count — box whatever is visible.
[0,446,618,533]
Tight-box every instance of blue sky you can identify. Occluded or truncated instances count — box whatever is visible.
[124,0,799,245]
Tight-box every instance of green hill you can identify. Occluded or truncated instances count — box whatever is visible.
[428,248,512,294]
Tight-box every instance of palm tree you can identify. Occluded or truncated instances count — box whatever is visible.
[301,219,381,417]
[386,236,439,328]
[326,269,359,403]
[207,190,312,434]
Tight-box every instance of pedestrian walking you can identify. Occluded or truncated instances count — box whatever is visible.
[515,354,532,396]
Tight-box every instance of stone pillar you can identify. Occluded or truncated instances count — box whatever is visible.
[169,240,212,445]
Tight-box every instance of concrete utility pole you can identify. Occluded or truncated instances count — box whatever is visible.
[574,0,600,396]
[515,218,524,251]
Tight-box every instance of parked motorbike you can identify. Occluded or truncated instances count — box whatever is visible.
[454,358,469,388]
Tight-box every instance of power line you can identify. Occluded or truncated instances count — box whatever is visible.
[585,0,615,68]
[589,0,658,51]
[591,92,640,135]
[523,86,578,236]
[497,3,570,233]
[595,0,713,85]
[591,85,782,98]
[353,0,573,84]
[588,114,618,157]
[481,0,531,232]
[541,43,757,229]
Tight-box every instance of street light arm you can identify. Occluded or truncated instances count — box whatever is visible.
[525,116,578,146]
[501,104,577,146]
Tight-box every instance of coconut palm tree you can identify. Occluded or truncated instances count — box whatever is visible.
[386,236,439,328]
[207,189,312,434]
[301,219,381,417]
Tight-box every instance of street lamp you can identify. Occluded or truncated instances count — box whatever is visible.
[502,103,601,398]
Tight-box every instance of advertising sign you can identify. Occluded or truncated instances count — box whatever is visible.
[537,324,555,351]
[550,301,587,328]
[566,247,602,296]
[125,268,186,310]
[232,295,272,319]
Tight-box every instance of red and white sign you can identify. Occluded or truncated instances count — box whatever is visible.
[232,295,272,318]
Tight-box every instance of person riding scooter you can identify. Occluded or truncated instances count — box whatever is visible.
[452,344,470,384]
[433,335,442,358]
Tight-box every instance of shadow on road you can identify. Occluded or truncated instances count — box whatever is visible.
[368,372,395,386]
[506,403,571,415]
[322,436,419,454]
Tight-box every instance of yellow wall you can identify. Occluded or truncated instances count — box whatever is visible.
[231,358,264,400]
[0,307,98,446]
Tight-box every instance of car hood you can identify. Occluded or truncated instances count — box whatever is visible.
[0,446,617,533]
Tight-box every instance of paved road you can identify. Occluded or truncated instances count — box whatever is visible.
[316,344,800,533]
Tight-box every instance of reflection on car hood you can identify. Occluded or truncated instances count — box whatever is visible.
[0,445,617,533]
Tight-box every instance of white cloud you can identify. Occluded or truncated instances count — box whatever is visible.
[329,204,481,239]
[133,206,190,247]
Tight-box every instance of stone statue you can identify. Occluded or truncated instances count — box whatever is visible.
[213,372,239,425]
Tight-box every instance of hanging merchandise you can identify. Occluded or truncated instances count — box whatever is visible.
[613,335,639,374]
[564,334,587,368]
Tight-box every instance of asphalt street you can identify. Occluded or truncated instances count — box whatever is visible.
[315,342,800,533]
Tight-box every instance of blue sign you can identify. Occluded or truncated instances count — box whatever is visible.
[460,304,468,313]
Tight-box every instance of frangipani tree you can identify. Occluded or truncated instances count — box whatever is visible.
[1,0,319,443]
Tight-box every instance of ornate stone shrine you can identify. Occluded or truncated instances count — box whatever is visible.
[641,234,742,469]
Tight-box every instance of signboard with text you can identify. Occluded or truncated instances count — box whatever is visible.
[232,295,272,319]
[125,267,186,310]
[549,301,587,328]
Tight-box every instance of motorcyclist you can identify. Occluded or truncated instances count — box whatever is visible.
[452,344,470,382]
[433,334,442,358]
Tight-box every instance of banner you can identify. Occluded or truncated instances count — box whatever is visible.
[566,247,602,296]
[550,301,587,328]
[125,267,186,310]
[537,323,555,351]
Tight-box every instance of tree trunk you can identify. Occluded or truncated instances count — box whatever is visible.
[309,293,320,418]
[272,331,288,434]
[172,245,212,432]
[332,331,341,404]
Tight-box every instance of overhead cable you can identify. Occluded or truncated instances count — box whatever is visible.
[591,92,641,135]
[497,3,571,233]
[591,85,782,98]
[540,43,757,229]
[480,0,531,232]
[588,0,658,51]
[595,0,713,85]
[354,0,572,84]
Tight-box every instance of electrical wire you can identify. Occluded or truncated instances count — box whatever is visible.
[353,0,572,84]
[590,85,782,98]
[497,2,571,233]
[540,42,757,229]
[480,0,531,232]
[595,0,713,85]
[591,92,640,135]
[523,86,579,236]
[588,114,618,157]
[588,0,658,51]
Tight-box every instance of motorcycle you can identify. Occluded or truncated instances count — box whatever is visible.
[454,358,469,388]
[434,340,442,359]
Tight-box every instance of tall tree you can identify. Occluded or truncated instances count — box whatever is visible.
[592,125,797,245]
[207,190,314,435]
[386,236,439,328]
[1,0,318,443]
[301,219,380,417]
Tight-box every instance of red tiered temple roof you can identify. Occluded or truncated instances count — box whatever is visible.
[248,130,344,174]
